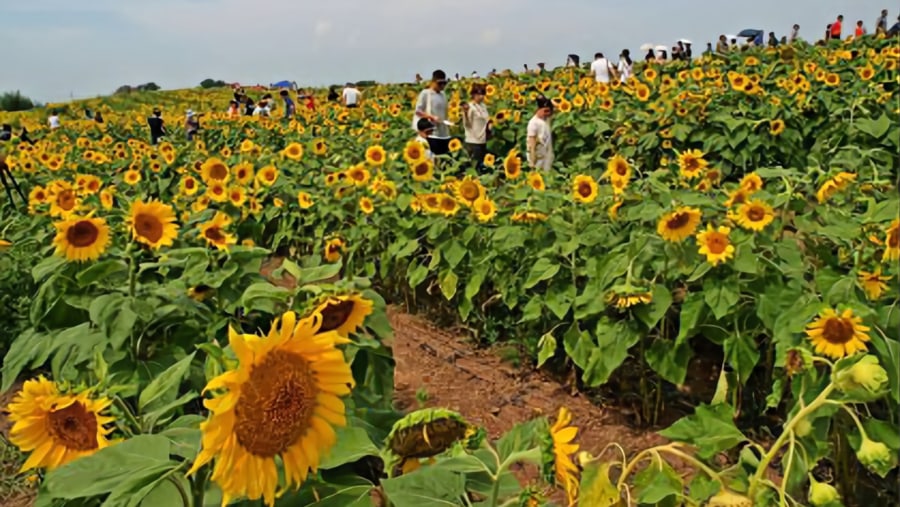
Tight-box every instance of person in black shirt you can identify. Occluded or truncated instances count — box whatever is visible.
[244,97,256,116]
[94,111,104,124]
[0,124,11,141]
[327,86,339,102]
[147,109,166,145]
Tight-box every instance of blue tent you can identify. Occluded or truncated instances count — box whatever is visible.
[270,80,295,89]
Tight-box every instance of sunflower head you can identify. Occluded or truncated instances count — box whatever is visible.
[544,407,579,506]
[676,149,708,179]
[503,150,522,179]
[455,176,484,205]
[324,238,345,263]
[473,197,497,222]
[53,216,111,262]
[696,224,735,266]
[526,172,545,191]
[806,307,871,359]
[735,199,774,232]
[198,212,236,251]
[386,408,473,460]
[365,145,387,166]
[200,157,230,183]
[128,199,179,250]
[572,174,598,204]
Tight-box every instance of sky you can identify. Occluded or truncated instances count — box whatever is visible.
[0,0,889,103]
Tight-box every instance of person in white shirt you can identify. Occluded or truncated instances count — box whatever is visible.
[414,70,450,139]
[342,83,361,108]
[590,53,616,83]
[617,49,633,82]
[461,83,490,172]
[526,97,554,171]
[48,113,60,129]
[414,118,435,161]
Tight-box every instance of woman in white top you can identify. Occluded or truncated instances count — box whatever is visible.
[617,49,633,82]
[461,83,490,172]
[526,97,554,171]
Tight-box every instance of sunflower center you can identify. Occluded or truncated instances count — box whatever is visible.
[134,213,164,243]
[67,221,100,247]
[684,157,700,172]
[747,206,766,222]
[706,234,728,254]
[319,300,355,332]
[209,164,228,180]
[821,317,854,344]
[666,212,691,230]
[888,229,899,248]
[58,190,76,210]
[460,183,480,201]
[615,162,628,176]
[185,179,196,189]
[577,182,593,197]
[204,226,226,243]
[414,163,430,175]
[234,350,319,457]
[440,198,456,211]
[48,401,99,451]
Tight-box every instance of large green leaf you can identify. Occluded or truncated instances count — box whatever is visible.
[581,318,642,387]
[675,292,705,346]
[578,461,621,507]
[702,277,740,321]
[634,283,673,329]
[319,426,380,470]
[381,466,468,507]
[139,352,195,414]
[645,339,692,386]
[658,404,747,459]
[523,257,560,289]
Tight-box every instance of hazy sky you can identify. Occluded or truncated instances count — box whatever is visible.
[0,0,889,102]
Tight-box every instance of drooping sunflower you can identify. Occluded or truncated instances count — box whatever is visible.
[572,175,598,204]
[657,206,702,242]
[696,225,735,266]
[187,312,354,507]
[198,212,236,251]
[858,269,891,300]
[297,191,314,209]
[455,176,484,205]
[324,238,344,263]
[386,409,476,475]
[503,150,522,180]
[735,199,774,232]
[606,290,653,310]
[53,216,111,262]
[473,197,497,222]
[256,165,279,187]
[283,142,304,161]
[128,200,179,250]
[605,155,631,183]
[676,149,708,179]
[548,407,579,506]
[7,376,115,472]
[200,157,230,184]
[365,145,387,166]
[311,293,374,336]
[882,219,900,262]
[806,308,871,359]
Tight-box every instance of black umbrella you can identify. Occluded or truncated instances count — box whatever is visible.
[738,28,763,38]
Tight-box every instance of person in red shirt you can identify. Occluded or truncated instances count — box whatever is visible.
[855,20,867,37]
[831,15,844,39]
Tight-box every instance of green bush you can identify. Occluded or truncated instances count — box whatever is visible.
[0,91,35,112]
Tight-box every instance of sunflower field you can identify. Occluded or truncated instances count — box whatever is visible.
[0,35,898,507]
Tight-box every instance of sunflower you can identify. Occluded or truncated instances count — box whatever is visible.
[201,157,230,184]
[365,145,387,166]
[473,197,497,222]
[256,165,279,187]
[232,162,254,186]
[228,186,248,207]
[123,169,142,186]
[634,83,651,102]
[324,238,345,263]
[858,269,891,300]
[677,149,708,179]
[283,142,304,161]
[346,165,371,187]
[608,200,623,220]
[297,191,314,209]
[806,308,871,359]
[549,407,579,506]
[816,179,841,204]
[735,199,774,232]
[883,219,900,262]
[411,159,434,182]
[483,153,496,168]
[724,188,750,208]
[7,376,115,472]
[359,196,374,215]
[206,181,229,203]
[572,175,598,204]
[769,119,786,136]
[312,294,374,336]
[448,138,463,152]
[198,212,236,251]
[403,140,426,164]
[128,200,179,250]
[605,155,631,183]
[696,225,735,266]
[503,150,522,180]
[28,185,48,208]
[313,139,328,156]
[858,65,875,81]
[527,172,545,191]
[657,207,702,242]
[48,186,79,218]
[53,216,111,262]
[180,175,200,196]
[606,290,653,309]
[187,312,354,506]
[438,194,460,216]
[455,176,484,205]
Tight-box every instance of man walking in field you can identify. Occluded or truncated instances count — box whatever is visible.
[342,83,361,108]
[590,53,616,84]
[147,108,166,145]
[526,97,554,171]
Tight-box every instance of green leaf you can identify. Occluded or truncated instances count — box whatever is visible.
[138,474,191,507]
[2,329,54,391]
[703,277,740,320]
[675,293,705,346]
[32,256,66,282]
[394,238,420,259]
[380,466,467,507]
[524,257,560,289]
[658,404,747,459]
[545,282,576,319]
[732,244,758,274]
[536,332,557,368]
[464,262,489,300]
[76,259,129,287]
[496,418,547,462]
[582,318,642,387]
[407,261,429,289]
[439,270,458,300]
[89,294,138,349]
[139,353,196,414]
[645,340,692,385]
[688,474,720,503]
[160,415,204,460]
[634,284,673,329]
[298,263,342,285]
[635,458,683,504]
[578,461,622,507]
[442,240,466,269]
[240,282,293,313]
[724,334,760,384]
[855,112,891,139]
[319,426,380,470]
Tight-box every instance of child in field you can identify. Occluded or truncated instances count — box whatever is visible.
[526,97,554,171]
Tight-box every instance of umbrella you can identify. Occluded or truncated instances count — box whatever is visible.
[655,45,668,52]
[640,43,655,51]
[725,34,739,41]
[679,38,693,45]
[738,28,763,38]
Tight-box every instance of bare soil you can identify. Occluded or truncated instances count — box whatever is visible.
[0,382,36,507]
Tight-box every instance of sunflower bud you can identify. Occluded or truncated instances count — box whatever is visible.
[793,416,813,438]
[833,355,888,398]
[784,348,813,377]
[856,437,894,477]
[807,476,839,506]
[577,451,594,467]
[707,489,752,507]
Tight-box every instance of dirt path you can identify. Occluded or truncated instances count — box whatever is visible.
[389,309,668,463]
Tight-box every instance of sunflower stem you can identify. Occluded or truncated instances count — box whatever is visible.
[113,395,142,434]
[191,465,209,507]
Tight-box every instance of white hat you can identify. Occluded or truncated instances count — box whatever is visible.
[186,109,194,117]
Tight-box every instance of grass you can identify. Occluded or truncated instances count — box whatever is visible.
[0,436,36,507]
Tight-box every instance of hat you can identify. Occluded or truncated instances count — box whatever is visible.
[416,118,435,132]
[186,109,194,117]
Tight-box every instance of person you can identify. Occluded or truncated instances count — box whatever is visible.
[644,49,655,62]
[730,37,739,49]
[790,24,801,42]
[656,50,668,64]
[590,52,615,83]
[243,97,256,116]
[825,24,833,41]
[19,128,34,145]
[147,109,166,145]
[414,69,450,139]
[83,108,93,120]
[185,110,201,141]
[415,73,423,84]
[298,89,315,111]
[535,62,546,74]
[683,42,693,60]
[227,100,240,118]
[716,35,729,54]
[565,54,580,67]
[471,70,480,78]
[753,31,764,46]
[253,98,272,117]
[831,15,844,39]
[342,83,361,108]
[855,20,868,37]
[0,124,11,141]
[889,15,900,36]
[461,83,490,172]
[327,86,339,102]
[672,45,682,61]
[704,42,713,57]
[617,49,633,81]
[94,111,104,124]
[876,9,889,34]
[414,118,435,161]
[768,32,779,47]
[280,89,296,119]
[526,97,554,172]
[48,112,60,130]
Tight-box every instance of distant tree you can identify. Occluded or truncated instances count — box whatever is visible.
[200,79,228,89]
[0,91,35,112]
[139,82,161,91]
[114,85,134,95]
